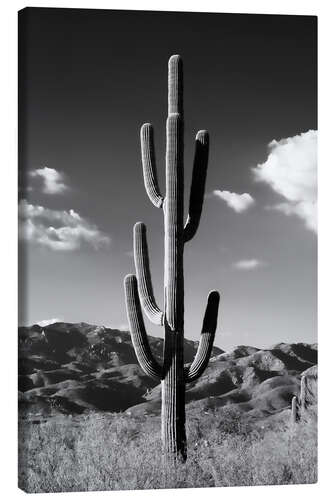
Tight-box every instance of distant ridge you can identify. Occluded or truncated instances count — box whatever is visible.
[18,322,317,422]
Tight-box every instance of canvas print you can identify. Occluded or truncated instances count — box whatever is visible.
[18,8,317,492]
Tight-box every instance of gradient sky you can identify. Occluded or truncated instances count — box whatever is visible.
[18,8,317,350]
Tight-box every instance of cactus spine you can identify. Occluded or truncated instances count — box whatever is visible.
[124,55,220,461]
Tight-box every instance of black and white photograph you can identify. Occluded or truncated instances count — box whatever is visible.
[17,7,317,493]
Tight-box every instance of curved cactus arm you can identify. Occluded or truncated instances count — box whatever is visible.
[141,124,164,208]
[185,291,220,383]
[134,222,164,326]
[184,130,209,242]
[124,274,163,380]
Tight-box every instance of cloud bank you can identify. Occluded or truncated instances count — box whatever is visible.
[253,130,317,232]
[233,259,265,270]
[30,167,68,194]
[18,199,111,251]
[213,190,255,213]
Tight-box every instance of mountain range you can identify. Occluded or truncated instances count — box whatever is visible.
[18,322,317,423]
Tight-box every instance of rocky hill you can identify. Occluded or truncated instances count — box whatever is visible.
[18,322,317,423]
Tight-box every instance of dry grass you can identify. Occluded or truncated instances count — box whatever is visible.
[18,407,317,492]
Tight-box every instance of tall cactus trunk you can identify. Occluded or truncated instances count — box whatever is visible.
[162,330,186,459]
[162,57,186,460]
[124,54,220,462]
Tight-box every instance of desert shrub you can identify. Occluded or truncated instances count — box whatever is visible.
[199,416,317,487]
[18,408,317,493]
[186,406,249,451]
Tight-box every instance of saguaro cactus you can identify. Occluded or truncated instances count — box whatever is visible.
[124,55,220,461]
[291,395,298,424]
[300,375,306,414]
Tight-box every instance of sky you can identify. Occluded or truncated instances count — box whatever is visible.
[18,8,317,350]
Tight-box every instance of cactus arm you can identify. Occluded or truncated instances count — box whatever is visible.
[141,124,164,208]
[134,222,164,325]
[184,131,209,242]
[124,274,163,380]
[185,291,220,383]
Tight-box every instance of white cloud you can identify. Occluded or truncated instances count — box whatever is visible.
[213,190,255,213]
[30,167,68,194]
[233,259,265,270]
[18,199,111,251]
[253,130,317,232]
[37,318,62,327]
